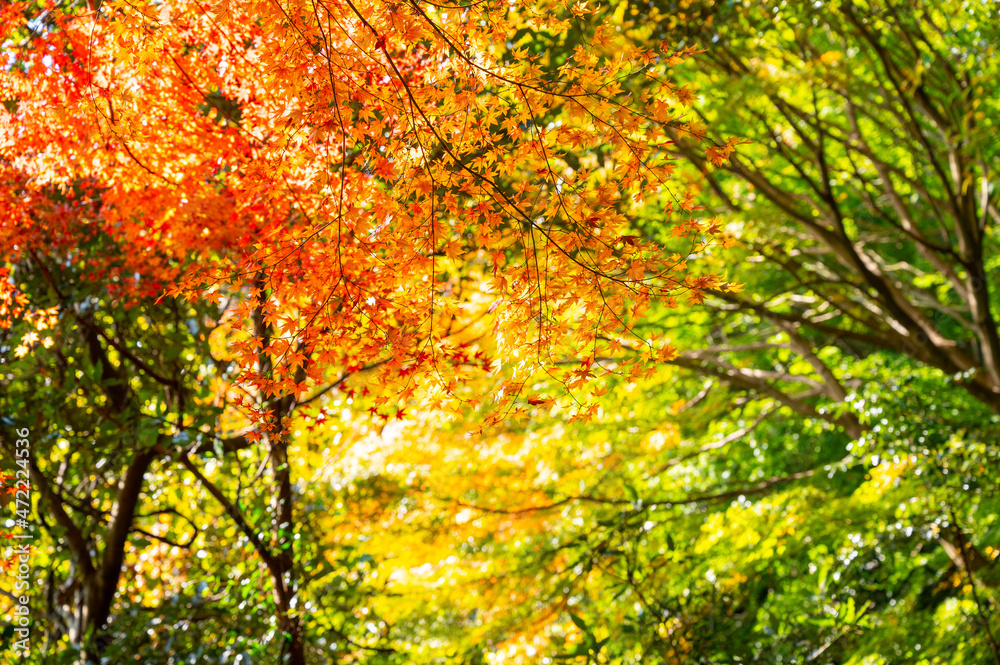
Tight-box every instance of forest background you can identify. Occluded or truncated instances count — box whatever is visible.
[1,0,999,664]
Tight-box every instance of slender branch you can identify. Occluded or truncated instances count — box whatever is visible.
[30,459,94,575]
[178,454,277,569]
[452,465,825,516]
[651,407,775,476]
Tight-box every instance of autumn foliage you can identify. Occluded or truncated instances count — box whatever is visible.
[5,0,1000,663]
[1,0,744,421]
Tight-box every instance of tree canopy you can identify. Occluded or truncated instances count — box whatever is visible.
[1,0,999,664]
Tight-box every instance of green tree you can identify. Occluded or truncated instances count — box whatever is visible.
[554,0,1000,662]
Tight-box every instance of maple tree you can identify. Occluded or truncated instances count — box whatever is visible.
[0,0,735,662]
